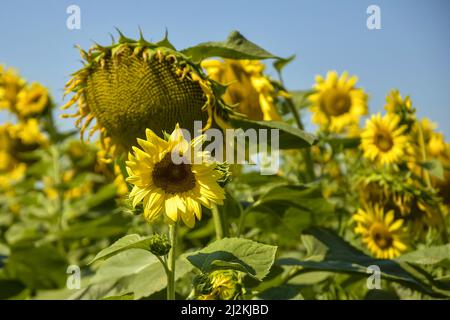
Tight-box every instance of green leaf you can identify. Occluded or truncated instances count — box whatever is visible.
[90,234,154,264]
[0,279,27,300]
[228,116,318,150]
[242,184,334,247]
[55,214,128,241]
[421,159,444,180]
[4,244,68,290]
[277,228,450,298]
[186,238,277,280]
[396,244,450,265]
[250,184,334,216]
[71,249,192,300]
[273,55,295,74]
[326,137,361,151]
[181,31,279,63]
[288,90,313,110]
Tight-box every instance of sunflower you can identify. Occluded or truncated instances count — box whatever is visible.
[308,71,367,133]
[202,59,281,121]
[125,124,225,228]
[62,32,231,158]
[384,89,413,114]
[0,65,26,113]
[361,113,410,165]
[0,124,27,190]
[196,270,243,300]
[16,82,49,118]
[7,119,48,149]
[353,205,407,259]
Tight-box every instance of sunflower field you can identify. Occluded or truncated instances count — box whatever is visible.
[1,29,450,301]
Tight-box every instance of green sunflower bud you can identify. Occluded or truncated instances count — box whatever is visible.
[215,162,232,187]
[148,233,171,256]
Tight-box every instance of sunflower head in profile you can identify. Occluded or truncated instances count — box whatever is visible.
[308,71,368,133]
[194,270,243,300]
[353,205,407,259]
[125,124,225,228]
[62,31,232,160]
[384,89,416,126]
[202,59,282,121]
[361,113,410,165]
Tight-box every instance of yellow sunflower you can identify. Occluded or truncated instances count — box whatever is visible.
[16,82,49,117]
[354,205,407,259]
[0,65,26,113]
[202,59,281,121]
[361,113,410,165]
[384,89,413,114]
[6,119,48,148]
[308,71,368,133]
[197,270,243,300]
[126,124,225,228]
[0,124,27,190]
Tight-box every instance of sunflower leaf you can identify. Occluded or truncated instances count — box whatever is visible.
[186,238,277,280]
[277,228,450,298]
[89,234,153,264]
[181,31,280,63]
[228,116,318,149]
[71,249,192,300]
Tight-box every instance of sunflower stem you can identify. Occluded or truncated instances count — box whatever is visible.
[286,97,316,181]
[167,222,177,300]
[212,204,226,239]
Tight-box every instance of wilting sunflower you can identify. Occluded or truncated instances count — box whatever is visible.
[62,32,231,159]
[308,71,367,133]
[361,113,410,165]
[353,205,407,259]
[0,65,26,113]
[126,124,225,228]
[16,82,49,118]
[202,59,281,121]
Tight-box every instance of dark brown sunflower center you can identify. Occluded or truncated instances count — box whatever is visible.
[370,224,393,249]
[152,153,196,194]
[321,90,351,117]
[29,93,42,104]
[374,130,393,152]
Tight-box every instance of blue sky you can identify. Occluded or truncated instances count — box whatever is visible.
[1,0,449,136]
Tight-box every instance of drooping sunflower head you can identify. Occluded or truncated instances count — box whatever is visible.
[361,113,410,165]
[125,123,225,228]
[353,205,407,259]
[202,59,281,121]
[62,31,231,160]
[308,71,368,133]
